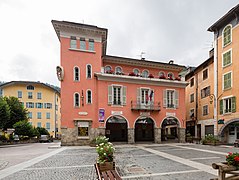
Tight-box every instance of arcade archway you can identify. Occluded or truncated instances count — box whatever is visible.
[135,117,154,142]
[161,117,180,142]
[105,115,128,142]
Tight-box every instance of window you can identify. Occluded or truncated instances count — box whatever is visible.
[159,71,165,78]
[46,122,50,131]
[167,72,174,79]
[89,39,94,51]
[223,25,232,47]
[203,69,208,80]
[37,112,42,119]
[115,67,122,74]
[80,37,86,50]
[28,112,32,119]
[44,103,52,109]
[17,91,22,98]
[220,97,236,114]
[108,85,126,105]
[203,105,209,116]
[70,36,77,49]
[205,125,214,136]
[140,89,150,105]
[26,102,34,108]
[223,50,232,67]
[37,92,42,99]
[46,112,50,119]
[142,70,149,78]
[201,86,210,99]
[190,93,194,103]
[113,86,122,105]
[190,109,195,118]
[104,66,112,73]
[77,121,89,136]
[133,69,140,76]
[74,67,80,81]
[27,85,34,90]
[28,92,33,99]
[223,72,232,90]
[190,78,194,87]
[74,93,80,107]
[0,89,2,97]
[163,90,179,108]
[37,122,41,128]
[86,90,92,104]
[86,64,92,79]
[35,103,43,108]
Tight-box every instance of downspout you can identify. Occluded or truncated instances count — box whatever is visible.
[195,72,198,137]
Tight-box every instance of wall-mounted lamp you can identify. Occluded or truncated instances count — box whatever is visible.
[209,94,216,105]
[81,90,84,106]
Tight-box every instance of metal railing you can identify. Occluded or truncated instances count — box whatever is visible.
[131,101,160,111]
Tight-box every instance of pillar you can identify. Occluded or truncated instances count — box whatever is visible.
[178,128,186,143]
[128,128,134,144]
[154,128,161,143]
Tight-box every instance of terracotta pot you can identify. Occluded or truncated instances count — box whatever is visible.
[97,161,115,172]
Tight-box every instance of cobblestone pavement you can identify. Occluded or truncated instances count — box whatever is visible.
[0,143,238,179]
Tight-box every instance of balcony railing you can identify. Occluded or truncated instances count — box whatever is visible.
[131,101,160,111]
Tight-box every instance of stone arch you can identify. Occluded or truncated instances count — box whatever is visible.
[218,118,239,136]
[161,116,180,141]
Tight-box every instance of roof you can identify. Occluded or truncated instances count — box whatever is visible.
[103,55,186,72]
[0,81,60,94]
[208,4,239,32]
[51,20,108,55]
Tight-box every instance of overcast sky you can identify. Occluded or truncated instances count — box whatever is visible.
[0,0,238,86]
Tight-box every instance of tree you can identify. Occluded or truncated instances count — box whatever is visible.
[13,120,34,137]
[0,97,10,129]
[36,127,50,135]
[3,96,28,129]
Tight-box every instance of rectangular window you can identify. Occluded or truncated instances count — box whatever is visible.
[0,89,2,97]
[35,103,43,108]
[80,37,86,50]
[37,122,41,127]
[18,91,22,98]
[201,86,210,99]
[37,92,42,99]
[224,98,232,114]
[87,91,92,104]
[46,112,50,119]
[223,72,232,90]
[46,122,50,131]
[28,92,33,99]
[89,39,94,51]
[77,121,89,136]
[26,102,34,108]
[190,93,194,103]
[167,90,175,108]
[203,105,209,116]
[203,69,208,80]
[37,112,42,119]
[141,88,150,105]
[70,36,77,49]
[28,112,32,119]
[223,50,232,67]
[44,103,52,109]
[190,109,195,118]
[163,90,179,108]
[190,78,194,87]
[113,86,122,105]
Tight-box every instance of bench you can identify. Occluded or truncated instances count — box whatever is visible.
[211,162,239,180]
[94,163,122,180]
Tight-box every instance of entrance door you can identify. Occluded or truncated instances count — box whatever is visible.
[135,117,154,142]
[228,126,236,144]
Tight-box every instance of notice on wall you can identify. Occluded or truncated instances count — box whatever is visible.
[99,109,105,123]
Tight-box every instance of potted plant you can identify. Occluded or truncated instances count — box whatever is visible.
[226,152,239,170]
[128,72,136,76]
[106,70,114,74]
[175,77,181,81]
[159,75,166,79]
[148,74,154,78]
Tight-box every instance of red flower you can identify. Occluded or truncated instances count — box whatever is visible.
[229,152,233,155]
[234,156,239,162]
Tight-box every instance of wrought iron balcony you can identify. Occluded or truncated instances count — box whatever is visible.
[131,101,160,111]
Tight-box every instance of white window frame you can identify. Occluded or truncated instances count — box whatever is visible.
[112,85,122,105]
[104,65,112,73]
[140,87,151,105]
[77,121,89,137]
[159,71,165,78]
[115,66,123,74]
[74,92,80,107]
[80,37,86,50]
[133,68,140,75]
[223,71,232,90]
[202,104,209,116]
[89,39,94,51]
[142,69,149,78]
[86,64,92,79]
[70,36,77,49]
[222,24,232,47]
[73,66,80,81]
[18,91,22,98]
[166,89,176,108]
[86,89,92,104]
[222,96,233,114]
[167,72,174,79]
[222,48,232,68]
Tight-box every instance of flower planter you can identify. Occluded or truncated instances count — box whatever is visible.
[97,161,115,172]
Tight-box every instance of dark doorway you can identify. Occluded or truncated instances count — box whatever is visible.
[161,117,179,141]
[197,124,201,138]
[106,116,128,142]
[135,117,154,142]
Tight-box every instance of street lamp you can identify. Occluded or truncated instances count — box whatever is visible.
[209,94,216,105]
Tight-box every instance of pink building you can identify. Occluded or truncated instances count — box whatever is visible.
[52,20,188,145]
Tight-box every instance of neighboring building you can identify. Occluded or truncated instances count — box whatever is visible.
[208,4,239,143]
[0,81,61,138]
[52,20,188,146]
[185,50,214,138]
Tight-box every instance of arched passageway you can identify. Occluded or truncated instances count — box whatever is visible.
[135,117,154,142]
[161,117,180,142]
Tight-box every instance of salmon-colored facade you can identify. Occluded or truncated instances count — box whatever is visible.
[52,20,188,145]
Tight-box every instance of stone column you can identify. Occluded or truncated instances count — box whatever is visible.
[178,128,186,143]
[128,128,135,144]
[154,128,161,143]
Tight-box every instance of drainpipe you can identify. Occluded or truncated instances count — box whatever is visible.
[195,73,198,138]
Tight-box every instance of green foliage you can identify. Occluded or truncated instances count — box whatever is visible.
[0,135,7,141]
[96,142,115,164]
[226,152,239,169]
[95,136,109,145]
[0,97,10,129]
[202,134,219,144]
[13,120,34,137]
[32,127,40,137]
[36,127,49,135]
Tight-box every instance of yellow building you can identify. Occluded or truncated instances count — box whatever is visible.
[185,51,214,138]
[0,81,61,138]
[208,4,239,143]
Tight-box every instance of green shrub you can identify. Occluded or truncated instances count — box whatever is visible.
[202,134,218,144]
[95,136,109,145]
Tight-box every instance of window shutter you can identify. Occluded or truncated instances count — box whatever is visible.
[163,90,167,108]
[137,88,140,104]
[175,90,179,108]
[122,86,126,105]
[220,99,223,115]
[108,85,112,105]
[232,96,236,113]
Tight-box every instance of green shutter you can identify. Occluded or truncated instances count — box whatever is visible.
[232,96,236,113]
[220,99,223,115]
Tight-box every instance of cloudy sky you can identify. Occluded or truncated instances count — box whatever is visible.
[0,0,238,86]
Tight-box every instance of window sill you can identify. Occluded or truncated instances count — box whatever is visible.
[111,105,124,107]
[223,42,232,48]
[223,112,232,115]
[223,87,232,91]
[222,63,232,69]
[77,136,89,140]
[69,48,96,54]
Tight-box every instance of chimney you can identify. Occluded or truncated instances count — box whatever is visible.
[169,60,174,64]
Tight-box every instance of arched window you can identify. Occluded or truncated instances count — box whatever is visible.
[168,72,174,79]
[86,90,92,104]
[115,66,122,74]
[142,70,149,78]
[86,64,92,79]
[104,65,112,73]
[223,25,232,47]
[159,71,165,78]
[133,69,140,76]
[74,67,80,81]
[74,93,80,107]
[27,85,34,90]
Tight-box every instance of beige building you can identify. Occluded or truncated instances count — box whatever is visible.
[185,51,214,138]
[0,81,61,138]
